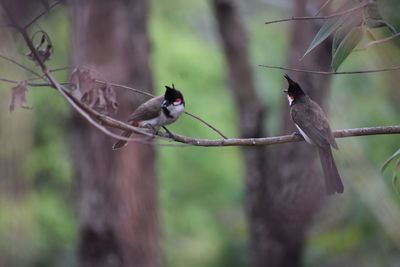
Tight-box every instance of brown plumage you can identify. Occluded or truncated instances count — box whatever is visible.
[112,85,185,150]
[284,75,344,194]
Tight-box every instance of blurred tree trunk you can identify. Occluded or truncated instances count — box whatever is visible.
[69,1,160,267]
[212,0,267,265]
[213,0,332,266]
[262,1,332,266]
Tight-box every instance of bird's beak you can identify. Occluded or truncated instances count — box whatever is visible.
[161,100,168,108]
[283,89,288,94]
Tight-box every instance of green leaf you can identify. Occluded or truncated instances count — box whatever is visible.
[367,19,397,34]
[332,12,363,56]
[303,0,367,59]
[302,14,349,59]
[383,22,398,35]
[331,26,363,71]
[364,1,397,34]
[391,159,400,196]
[332,26,347,56]
[381,148,400,173]
[365,0,382,21]
[315,0,334,16]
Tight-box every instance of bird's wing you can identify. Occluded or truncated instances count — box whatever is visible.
[127,95,163,123]
[291,99,338,149]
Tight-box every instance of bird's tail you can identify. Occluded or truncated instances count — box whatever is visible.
[112,131,132,150]
[318,147,344,194]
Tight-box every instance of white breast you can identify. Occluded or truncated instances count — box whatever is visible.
[138,103,184,130]
[169,104,185,119]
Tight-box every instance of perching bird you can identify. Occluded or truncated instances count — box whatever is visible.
[112,85,185,150]
[283,74,344,194]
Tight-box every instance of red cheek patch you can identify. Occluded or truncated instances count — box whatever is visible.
[289,95,294,100]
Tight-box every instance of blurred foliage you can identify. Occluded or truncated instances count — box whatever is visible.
[0,7,76,267]
[0,0,400,267]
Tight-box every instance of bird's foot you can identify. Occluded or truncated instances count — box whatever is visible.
[142,125,158,139]
[162,126,175,139]
[292,131,303,138]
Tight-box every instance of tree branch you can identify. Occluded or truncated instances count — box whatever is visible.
[183,111,228,139]
[24,1,61,29]
[355,32,400,52]
[0,54,43,79]
[0,77,69,87]
[4,6,399,149]
[259,64,400,75]
[264,2,367,25]
[157,126,400,147]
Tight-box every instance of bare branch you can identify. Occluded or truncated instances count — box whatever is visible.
[259,64,400,75]
[50,66,74,73]
[355,32,400,52]
[0,54,43,79]
[24,1,61,29]
[0,77,68,87]
[314,0,333,16]
[155,126,400,147]
[7,15,399,148]
[183,111,228,139]
[96,79,154,98]
[265,2,367,25]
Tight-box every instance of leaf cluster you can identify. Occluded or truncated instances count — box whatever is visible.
[304,0,397,71]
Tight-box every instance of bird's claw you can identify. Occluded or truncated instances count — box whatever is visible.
[162,126,175,139]
[292,131,303,138]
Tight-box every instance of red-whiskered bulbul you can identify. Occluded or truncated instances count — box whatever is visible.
[112,85,185,150]
[283,74,344,194]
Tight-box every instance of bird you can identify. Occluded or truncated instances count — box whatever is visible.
[112,84,185,150]
[283,74,344,194]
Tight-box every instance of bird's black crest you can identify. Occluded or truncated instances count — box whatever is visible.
[284,74,305,96]
[165,84,184,103]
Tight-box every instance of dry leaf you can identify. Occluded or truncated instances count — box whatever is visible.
[69,68,118,115]
[8,81,32,112]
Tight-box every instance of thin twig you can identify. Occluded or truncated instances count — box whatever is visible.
[183,111,228,139]
[96,79,154,97]
[96,79,229,138]
[0,77,69,87]
[355,32,400,52]
[259,64,400,75]
[314,0,333,16]
[50,66,74,73]
[24,1,61,29]
[265,2,367,25]
[0,54,43,79]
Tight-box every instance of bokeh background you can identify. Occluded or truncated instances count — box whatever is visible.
[0,0,399,267]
